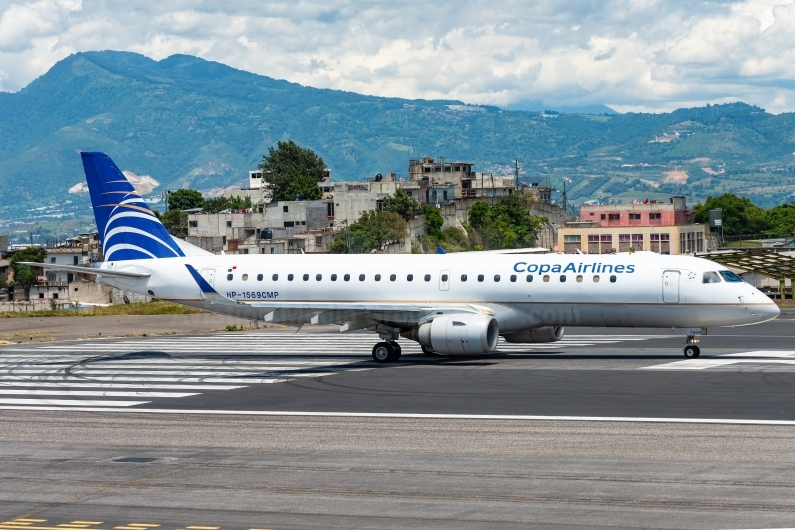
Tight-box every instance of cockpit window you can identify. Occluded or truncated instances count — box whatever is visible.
[702,271,721,284]
[719,270,743,283]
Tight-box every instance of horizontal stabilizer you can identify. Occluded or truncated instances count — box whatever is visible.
[18,262,150,279]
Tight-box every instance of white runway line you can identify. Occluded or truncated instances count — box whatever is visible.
[0,389,198,398]
[0,382,246,390]
[0,407,793,425]
[0,398,149,407]
[645,350,795,370]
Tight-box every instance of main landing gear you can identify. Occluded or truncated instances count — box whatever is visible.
[683,335,701,358]
[372,341,402,363]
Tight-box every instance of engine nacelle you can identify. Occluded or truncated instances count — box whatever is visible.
[502,326,565,343]
[406,314,499,355]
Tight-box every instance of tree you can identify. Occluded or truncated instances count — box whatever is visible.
[765,203,795,238]
[168,189,204,211]
[258,140,327,202]
[202,195,253,213]
[424,206,444,238]
[284,175,323,201]
[694,194,770,236]
[160,209,188,238]
[330,210,408,253]
[383,188,422,221]
[468,201,491,228]
[490,193,545,247]
[9,246,45,298]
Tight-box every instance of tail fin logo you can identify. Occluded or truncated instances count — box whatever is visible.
[81,152,185,261]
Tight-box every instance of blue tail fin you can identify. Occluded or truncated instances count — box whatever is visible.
[81,152,185,261]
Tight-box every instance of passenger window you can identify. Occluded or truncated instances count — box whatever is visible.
[407,274,413,281]
[344,274,350,281]
[510,275,517,282]
[316,274,322,281]
[303,274,309,281]
[478,274,484,282]
[272,274,278,281]
[461,274,468,282]
[494,275,500,282]
[441,274,448,282]
[719,270,743,282]
[543,275,550,282]
[390,274,396,281]
[227,274,233,281]
[526,275,533,282]
[375,274,381,281]
[242,274,249,281]
[257,274,263,281]
[703,271,722,284]
[424,274,431,282]
[576,275,583,283]
[610,275,617,283]
[593,275,600,283]
[288,274,294,281]
[331,274,337,281]
[560,275,566,282]
[359,274,365,281]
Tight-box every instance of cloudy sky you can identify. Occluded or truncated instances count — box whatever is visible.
[1,0,795,113]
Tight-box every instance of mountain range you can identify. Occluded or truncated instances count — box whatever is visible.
[1,50,795,230]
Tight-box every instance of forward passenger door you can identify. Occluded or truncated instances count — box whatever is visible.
[662,270,680,304]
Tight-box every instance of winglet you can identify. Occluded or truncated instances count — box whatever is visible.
[437,246,446,254]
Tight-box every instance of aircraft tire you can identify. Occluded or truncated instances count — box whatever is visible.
[683,345,700,358]
[372,342,397,363]
[391,342,402,359]
[421,344,436,356]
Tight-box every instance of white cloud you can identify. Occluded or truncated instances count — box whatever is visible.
[1,0,795,112]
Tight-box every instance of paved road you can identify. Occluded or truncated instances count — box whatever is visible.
[2,319,795,528]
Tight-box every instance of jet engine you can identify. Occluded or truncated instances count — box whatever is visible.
[502,326,565,343]
[403,314,499,355]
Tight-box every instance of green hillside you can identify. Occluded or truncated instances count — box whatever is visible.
[1,50,795,235]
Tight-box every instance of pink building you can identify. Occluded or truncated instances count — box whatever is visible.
[579,196,693,227]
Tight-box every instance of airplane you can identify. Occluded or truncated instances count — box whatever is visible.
[26,152,780,362]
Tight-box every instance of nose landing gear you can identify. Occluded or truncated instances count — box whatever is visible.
[683,335,701,358]
[372,341,402,363]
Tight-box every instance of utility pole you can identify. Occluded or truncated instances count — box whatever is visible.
[515,160,519,190]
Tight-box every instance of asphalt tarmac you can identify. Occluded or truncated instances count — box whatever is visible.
[1,316,795,528]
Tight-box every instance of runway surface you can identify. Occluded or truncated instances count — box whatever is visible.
[2,319,795,528]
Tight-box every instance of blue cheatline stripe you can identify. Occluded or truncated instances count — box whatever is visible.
[80,151,185,261]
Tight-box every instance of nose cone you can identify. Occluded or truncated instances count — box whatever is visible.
[758,302,781,322]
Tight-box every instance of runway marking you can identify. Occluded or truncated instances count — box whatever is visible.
[0,332,672,411]
[644,350,795,370]
[0,389,199,398]
[0,398,148,407]
[0,407,794,425]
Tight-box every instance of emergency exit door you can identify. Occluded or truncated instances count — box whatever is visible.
[662,270,680,304]
[439,269,450,291]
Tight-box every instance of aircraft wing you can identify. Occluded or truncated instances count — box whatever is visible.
[17,262,151,279]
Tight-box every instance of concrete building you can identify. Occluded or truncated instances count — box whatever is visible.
[44,234,102,283]
[557,196,712,254]
[187,199,335,254]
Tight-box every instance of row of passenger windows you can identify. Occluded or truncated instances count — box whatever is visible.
[228,273,619,284]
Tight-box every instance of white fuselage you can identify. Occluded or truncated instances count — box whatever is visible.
[96,251,779,331]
